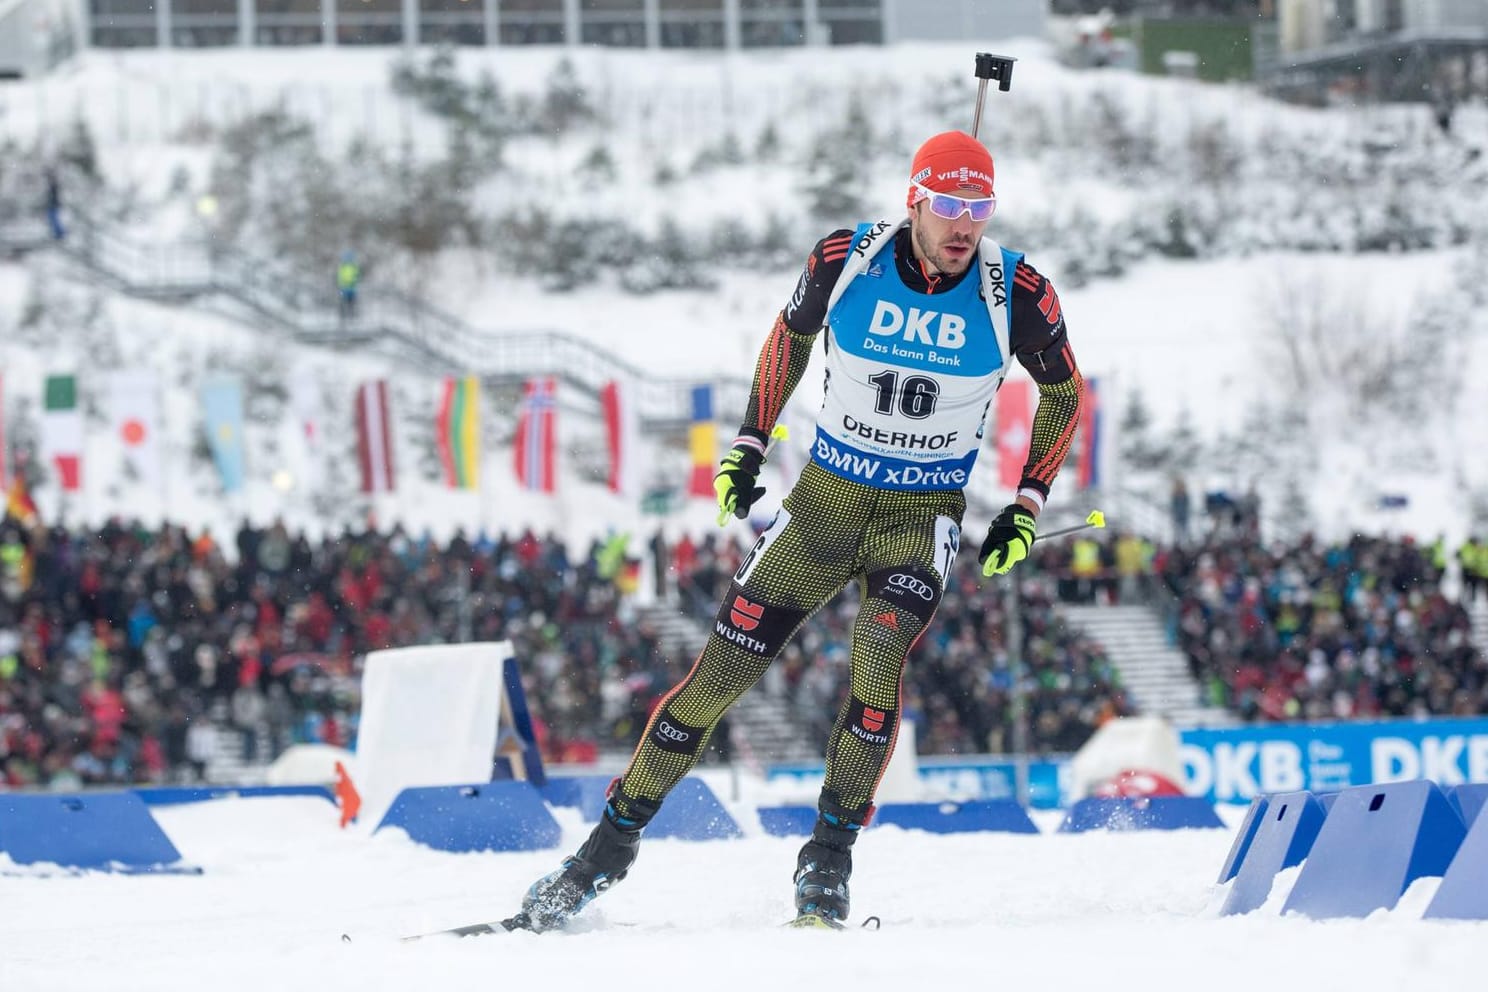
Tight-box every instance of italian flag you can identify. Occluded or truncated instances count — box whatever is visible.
[42,373,83,492]
[436,376,480,490]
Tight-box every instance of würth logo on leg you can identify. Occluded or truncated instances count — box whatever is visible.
[862,708,886,733]
[730,596,764,631]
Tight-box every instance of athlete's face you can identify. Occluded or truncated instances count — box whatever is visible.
[910,199,990,276]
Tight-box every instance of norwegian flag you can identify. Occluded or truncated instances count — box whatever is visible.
[515,377,557,493]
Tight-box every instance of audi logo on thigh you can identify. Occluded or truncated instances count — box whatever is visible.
[888,573,935,600]
[656,720,691,743]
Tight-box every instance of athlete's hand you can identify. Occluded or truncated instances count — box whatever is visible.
[714,442,766,526]
[979,504,1037,576]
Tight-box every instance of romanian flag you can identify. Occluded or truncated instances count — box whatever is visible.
[436,376,480,490]
[687,385,716,498]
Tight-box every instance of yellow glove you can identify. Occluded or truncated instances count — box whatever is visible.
[979,504,1037,576]
[714,443,766,526]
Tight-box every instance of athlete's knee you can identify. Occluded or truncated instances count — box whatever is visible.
[710,581,807,660]
[865,566,943,624]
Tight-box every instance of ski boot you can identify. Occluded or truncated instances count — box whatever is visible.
[791,801,866,926]
[521,784,659,932]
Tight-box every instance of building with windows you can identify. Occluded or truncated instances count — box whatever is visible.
[1269,0,1488,104]
[62,0,1046,51]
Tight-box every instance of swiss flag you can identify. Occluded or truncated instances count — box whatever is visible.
[995,380,1032,489]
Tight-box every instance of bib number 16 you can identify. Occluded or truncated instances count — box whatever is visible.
[867,370,939,420]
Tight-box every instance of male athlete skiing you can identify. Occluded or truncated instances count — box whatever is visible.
[519,129,1084,930]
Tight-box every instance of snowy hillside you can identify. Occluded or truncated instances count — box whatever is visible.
[1,41,1486,549]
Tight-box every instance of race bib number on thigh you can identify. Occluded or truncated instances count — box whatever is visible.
[932,515,960,585]
[734,507,792,586]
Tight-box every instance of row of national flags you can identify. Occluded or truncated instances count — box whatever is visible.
[3,369,1102,515]
[0,371,708,506]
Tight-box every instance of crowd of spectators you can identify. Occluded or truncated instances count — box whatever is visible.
[9,507,1480,792]
[1157,534,1484,722]
[1,511,1134,789]
[0,515,688,789]
[1027,525,1486,724]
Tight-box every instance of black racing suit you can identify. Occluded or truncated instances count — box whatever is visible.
[613,225,1084,823]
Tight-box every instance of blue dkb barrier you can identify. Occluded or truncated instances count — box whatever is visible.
[757,805,819,837]
[1216,796,1270,883]
[376,781,561,853]
[0,792,195,873]
[643,778,741,840]
[757,801,1038,836]
[1282,780,1466,919]
[538,775,615,817]
[540,776,740,841]
[1220,791,1328,916]
[1447,783,1488,828]
[132,785,335,807]
[1059,796,1224,833]
[874,800,1039,835]
[1424,798,1488,920]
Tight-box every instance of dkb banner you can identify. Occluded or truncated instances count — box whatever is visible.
[1180,717,1488,804]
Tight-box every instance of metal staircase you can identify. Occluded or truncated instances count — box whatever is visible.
[8,208,748,432]
[1059,603,1236,729]
[636,602,816,763]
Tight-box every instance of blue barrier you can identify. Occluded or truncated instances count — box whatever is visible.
[539,776,740,841]
[538,775,615,817]
[132,785,335,806]
[758,805,819,837]
[644,778,741,841]
[1424,799,1488,920]
[874,800,1039,835]
[0,792,198,873]
[1216,796,1268,883]
[1220,791,1328,916]
[1059,796,1224,833]
[757,800,1039,836]
[375,782,561,853]
[1282,780,1466,919]
[1447,783,1488,827]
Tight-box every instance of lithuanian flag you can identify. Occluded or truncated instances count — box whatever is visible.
[437,376,480,489]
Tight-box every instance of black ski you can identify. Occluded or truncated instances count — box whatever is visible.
[397,912,533,942]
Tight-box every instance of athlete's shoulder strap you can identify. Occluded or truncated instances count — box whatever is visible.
[976,239,1021,374]
[824,218,907,317]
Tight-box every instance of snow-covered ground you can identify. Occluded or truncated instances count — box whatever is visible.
[2,788,1483,992]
